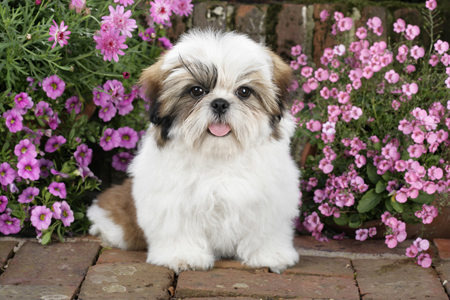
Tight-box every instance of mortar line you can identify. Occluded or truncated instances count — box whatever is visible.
[350,259,363,300]
[431,264,450,300]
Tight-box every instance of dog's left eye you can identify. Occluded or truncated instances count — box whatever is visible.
[236,87,252,99]
[190,86,206,98]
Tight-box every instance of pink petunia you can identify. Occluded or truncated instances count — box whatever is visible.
[100,128,121,151]
[18,187,39,203]
[319,9,329,21]
[45,135,66,153]
[0,195,7,213]
[17,156,40,181]
[417,253,432,268]
[42,75,66,100]
[98,101,117,122]
[117,126,139,149]
[112,152,133,172]
[355,229,369,241]
[48,182,67,199]
[0,214,21,235]
[4,109,23,133]
[30,206,52,230]
[74,144,93,167]
[65,96,82,114]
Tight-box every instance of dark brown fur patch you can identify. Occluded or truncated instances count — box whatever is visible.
[96,178,147,251]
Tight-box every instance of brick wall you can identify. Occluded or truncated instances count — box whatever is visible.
[166,1,450,67]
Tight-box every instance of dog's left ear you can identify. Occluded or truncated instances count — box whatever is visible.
[268,51,293,114]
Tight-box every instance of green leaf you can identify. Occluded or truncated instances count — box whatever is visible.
[375,181,386,193]
[367,163,382,184]
[391,199,403,213]
[373,142,381,151]
[74,212,84,220]
[333,213,349,226]
[425,155,440,166]
[381,171,392,181]
[385,198,394,212]
[357,189,382,213]
[57,224,65,242]
[410,191,435,204]
[41,230,52,245]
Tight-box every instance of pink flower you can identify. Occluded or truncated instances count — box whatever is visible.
[49,182,67,199]
[417,253,432,268]
[0,162,15,186]
[334,44,346,56]
[59,201,74,227]
[391,100,400,111]
[355,27,367,39]
[301,66,313,78]
[385,234,398,248]
[319,9,329,21]
[425,0,437,11]
[402,83,419,96]
[307,78,318,90]
[0,196,7,213]
[350,106,362,120]
[150,0,173,24]
[393,18,406,33]
[17,156,40,181]
[70,0,86,12]
[0,214,21,235]
[434,40,449,55]
[102,5,137,38]
[100,128,121,151]
[314,68,329,81]
[18,187,39,204]
[406,245,419,258]
[93,29,128,62]
[306,120,322,132]
[117,126,139,149]
[112,152,133,172]
[30,206,52,230]
[173,0,193,17]
[337,17,353,32]
[14,92,33,110]
[355,154,366,168]
[48,20,71,49]
[65,96,81,114]
[410,45,425,59]
[337,91,350,104]
[98,101,117,122]
[408,144,423,158]
[45,135,66,153]
[291,45,302,56]
[42,75,66,100]
[414,238,430,251]
[74,144,93,167]
[430,54,439,66]
[368,227,377,237]
[405,24,420,40]
[114,0,134,7]
[318,158,333,174]
[14,139,37,161]
[385,70,399,84]
[355,229,369,241]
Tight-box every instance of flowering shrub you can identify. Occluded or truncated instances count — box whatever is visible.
[291,0,447,267]
[0,0,192,243]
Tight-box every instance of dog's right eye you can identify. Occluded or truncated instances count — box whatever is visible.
[190,86,206,98]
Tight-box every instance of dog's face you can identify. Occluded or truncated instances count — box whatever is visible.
[140,30,292,157]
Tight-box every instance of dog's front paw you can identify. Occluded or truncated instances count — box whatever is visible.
[147,249,215,273]
[242,246,299,274]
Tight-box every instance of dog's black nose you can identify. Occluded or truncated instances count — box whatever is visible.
[211,99,229,115]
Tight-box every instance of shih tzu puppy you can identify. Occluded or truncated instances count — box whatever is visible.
[87,29,301,274]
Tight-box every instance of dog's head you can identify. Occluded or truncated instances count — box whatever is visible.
[140,29,292,157]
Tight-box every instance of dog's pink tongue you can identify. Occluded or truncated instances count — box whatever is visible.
[209,123,231,137]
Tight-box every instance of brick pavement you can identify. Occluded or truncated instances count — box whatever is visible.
[0,235,448,300]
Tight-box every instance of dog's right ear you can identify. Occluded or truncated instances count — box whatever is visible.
[139,57,167,125]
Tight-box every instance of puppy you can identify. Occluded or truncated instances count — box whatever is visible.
[87,29,301,274]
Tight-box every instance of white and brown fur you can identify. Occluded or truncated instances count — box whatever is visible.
[87,29,301,273]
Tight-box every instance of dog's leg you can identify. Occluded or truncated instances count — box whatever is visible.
[236,222,299,274]
[145,233,215,273]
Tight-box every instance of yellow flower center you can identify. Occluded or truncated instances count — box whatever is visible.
[51,83,57,90]
[123,135,129,141]
[106,136,111,142]
[6,220,12,225]
[18,97,22,102]
[53,143,59,148]
[21,147,27,153]
[80,152,85,158]
[25,166,32,171]
[63,210,68,218]
[39,214,46,221]
[1,171,5,176]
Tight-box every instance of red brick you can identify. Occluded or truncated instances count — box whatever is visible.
[353,258,448,299]
[435,260,450,296]
[434,239,450,259]
[0,241,100,287]
[275,4,306,58]
[286,256,354,278]
[184,298,262,300]
[0,241,17,268]
[235,4,267,43]
[0,285,75,300]
[97,248,147,264]
[294,235,408,259]
[176,268,359,299]
[78,262,174,300]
